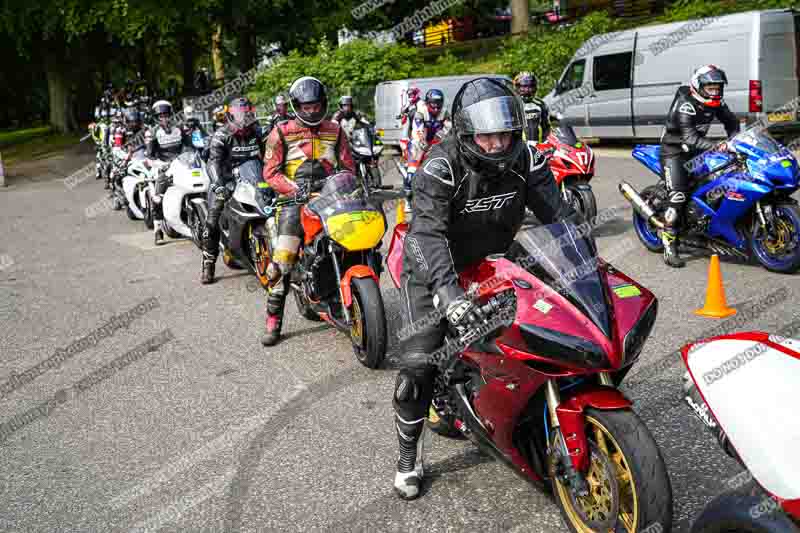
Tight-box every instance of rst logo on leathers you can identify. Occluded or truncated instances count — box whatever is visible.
[461,191,518,213]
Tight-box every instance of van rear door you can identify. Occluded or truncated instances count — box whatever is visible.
[758,10,798,122]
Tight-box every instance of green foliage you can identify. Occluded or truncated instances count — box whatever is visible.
[657,0,799,22]
[496,11,620,93]
[250,38,420,104]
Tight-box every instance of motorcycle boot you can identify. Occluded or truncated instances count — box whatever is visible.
[661,205,686,268]
[261,268,288,346]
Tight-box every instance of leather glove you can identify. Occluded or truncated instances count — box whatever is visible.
[436,285,487,335]
[212,184,229,201]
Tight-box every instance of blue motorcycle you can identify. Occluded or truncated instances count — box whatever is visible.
[620,129,800,273]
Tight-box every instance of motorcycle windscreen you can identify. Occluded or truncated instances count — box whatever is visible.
[236,160,273,212]
[552,125,579,146]
[685,336,800,500]
[505,221,611,338]
[308,171,384,251]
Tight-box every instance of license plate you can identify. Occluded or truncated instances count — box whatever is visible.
[768,111,793,123]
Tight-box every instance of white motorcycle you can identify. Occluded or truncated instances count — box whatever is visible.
[121,147,149,221]
[682,332,800,532]
[160,131,210,244]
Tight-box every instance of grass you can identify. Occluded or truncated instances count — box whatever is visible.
[0,126,83,166]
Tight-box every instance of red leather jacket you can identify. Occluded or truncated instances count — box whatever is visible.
[262,118,354,195]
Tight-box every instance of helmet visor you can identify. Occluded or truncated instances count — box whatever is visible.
[454,96,524,135]
[227,103,255,130]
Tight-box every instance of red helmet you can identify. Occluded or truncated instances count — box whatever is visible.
[407,87,421,105]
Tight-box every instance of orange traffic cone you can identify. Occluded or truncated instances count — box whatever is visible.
[694,254,737,318]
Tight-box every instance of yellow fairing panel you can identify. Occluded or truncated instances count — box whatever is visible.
[326,210,385,251]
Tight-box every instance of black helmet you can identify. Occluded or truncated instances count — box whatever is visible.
[513,71,537,98]
[452,77,526,174]
[124,107,142,128]
[289,76,328,126]
[690,65,728,108]
[225,96,256,135]
[339,95,353,109]
[425,89,444,115]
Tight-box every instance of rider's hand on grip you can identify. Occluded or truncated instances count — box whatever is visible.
[440,285,488,336]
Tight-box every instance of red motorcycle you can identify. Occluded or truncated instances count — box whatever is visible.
[535,124,598,222]
[387,219,673,531]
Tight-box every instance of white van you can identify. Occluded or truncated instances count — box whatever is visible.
[375,74,512,146]
[543,9,800,142]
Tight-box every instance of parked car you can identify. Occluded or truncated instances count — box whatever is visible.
[374,74,512,147]
[544,9,800,143]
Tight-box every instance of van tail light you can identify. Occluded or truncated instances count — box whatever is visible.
[749,80,763,112]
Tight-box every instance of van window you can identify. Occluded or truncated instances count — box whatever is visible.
[559,60,586,93]
[593,52,632,91]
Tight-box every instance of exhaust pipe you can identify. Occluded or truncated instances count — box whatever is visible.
[618,181,665,229]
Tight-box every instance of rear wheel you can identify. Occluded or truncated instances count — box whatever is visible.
[751,204,800,274]
[126,205,138,220]
[632,186,665,253]
[349,277,387,369]
[550,408,673,533]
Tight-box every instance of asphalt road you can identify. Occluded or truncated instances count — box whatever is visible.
[0,144,797,533]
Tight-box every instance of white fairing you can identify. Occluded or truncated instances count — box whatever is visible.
[122,176,144,218]
[163,154,209,238]
[687,337,800,500]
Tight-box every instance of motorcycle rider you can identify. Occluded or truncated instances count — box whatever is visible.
[407,88,452,196]
[145,99,193,245]
[514,71,551,144]
[200,96,267,284]
[391,77,581,500]
[659,65,740,267]
[332,95,371,140]
[265,95,295,134]
[399,87,422,167]
[260,76,354,347]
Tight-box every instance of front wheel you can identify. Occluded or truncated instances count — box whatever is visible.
[550,408,673,533]
[566,183,597,223]
[349,276,387,369]
[691,480,800,533]
[750,203,800,273]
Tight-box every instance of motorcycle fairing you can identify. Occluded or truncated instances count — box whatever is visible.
[683,333,800,502]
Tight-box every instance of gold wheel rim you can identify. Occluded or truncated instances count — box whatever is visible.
[763,218,793,254]
[350,294,363,346]
[552,416,639,532]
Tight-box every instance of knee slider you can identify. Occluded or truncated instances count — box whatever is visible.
[394,371,421,403]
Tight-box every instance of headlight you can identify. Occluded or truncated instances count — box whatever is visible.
[233,182,257,206]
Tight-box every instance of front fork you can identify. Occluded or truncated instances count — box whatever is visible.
[329,241,352,324]
[547,372,614,496]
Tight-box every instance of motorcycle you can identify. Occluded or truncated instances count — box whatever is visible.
[535,124,598,222]
[281,171,389,368]
[108,144,131,211]
[160,130,210,242]
[623,129,800,273]
[211,159,278,289]
[350,124,391,191]
[386,218,673,531]
[681,332,800,532]
[121,147,150,221]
